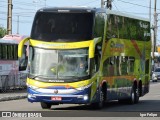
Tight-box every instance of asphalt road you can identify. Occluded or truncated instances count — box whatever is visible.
[0,81,160,119]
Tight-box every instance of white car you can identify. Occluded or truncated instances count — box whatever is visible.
[152,67,160,82]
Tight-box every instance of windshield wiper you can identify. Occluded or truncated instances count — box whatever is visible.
[30,74,58,79]
[29,75,45,79]
[59,75,77,78]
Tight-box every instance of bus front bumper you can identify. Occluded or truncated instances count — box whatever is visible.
[27,87,91,104]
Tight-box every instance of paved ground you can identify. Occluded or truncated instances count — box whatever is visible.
[0,89,27,102]
[0,82,160,119]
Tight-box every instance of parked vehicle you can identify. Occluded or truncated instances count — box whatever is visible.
[0,35,28,92]
[152,67,160,82]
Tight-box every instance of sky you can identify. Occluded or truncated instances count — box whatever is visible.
[0,0,160,43]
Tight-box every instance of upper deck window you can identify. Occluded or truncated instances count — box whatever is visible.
[31,12,94,42]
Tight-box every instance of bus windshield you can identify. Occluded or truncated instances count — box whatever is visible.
[31,12,94,41]
[29,47,89,81]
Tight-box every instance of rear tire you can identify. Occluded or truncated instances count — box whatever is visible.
[40,102,52,109]
[128,86,139,104]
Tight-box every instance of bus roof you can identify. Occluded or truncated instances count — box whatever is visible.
[106,10,150,22]
[2,34,28,43]
[37,7,149,22]
[0,38,18,44]
[37,6,101,13]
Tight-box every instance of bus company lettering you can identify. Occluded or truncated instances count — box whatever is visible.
[40,43,76,49]
[110,41,124,52]
[139,21,149,29]
[48,80,64,82]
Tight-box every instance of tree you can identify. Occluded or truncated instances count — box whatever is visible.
[0,27,7,38]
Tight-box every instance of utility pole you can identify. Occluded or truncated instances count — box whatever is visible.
[149,0,151,23]
[106,0,113,10]
[7,0,12,34]
[101,0,104,8]
[152,0,157,70]
[101,0,113,9]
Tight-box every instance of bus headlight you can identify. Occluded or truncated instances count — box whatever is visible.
[28,93,36,98]
[83,95,88,101]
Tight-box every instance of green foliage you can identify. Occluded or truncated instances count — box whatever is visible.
[106,14,150,41]
[94,13,105,37]
[0,27,7,38]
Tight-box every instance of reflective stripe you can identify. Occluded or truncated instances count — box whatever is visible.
[31,94,84,98]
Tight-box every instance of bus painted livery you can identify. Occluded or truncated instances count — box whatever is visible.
[18,7,151,109]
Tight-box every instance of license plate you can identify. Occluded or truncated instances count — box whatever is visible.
[51,97,62,101]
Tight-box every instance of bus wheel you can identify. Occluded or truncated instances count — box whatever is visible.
[92,88,104,109]
[129,86,139,104]
[40,102,52,109]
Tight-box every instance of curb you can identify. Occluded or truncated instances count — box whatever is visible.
[0,95,27,102]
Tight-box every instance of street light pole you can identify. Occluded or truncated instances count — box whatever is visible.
[7,0,12,34]
[17,15,19,34]
[152,0,157,70]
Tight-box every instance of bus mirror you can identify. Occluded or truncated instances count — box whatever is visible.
[18,38,29,58]
[89,38,101,58]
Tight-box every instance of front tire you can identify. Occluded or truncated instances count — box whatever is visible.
[92,88,105,109]
[40,102,52,109]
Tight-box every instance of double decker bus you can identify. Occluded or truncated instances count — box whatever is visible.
[0,35,28,91]
[18,7,151,109]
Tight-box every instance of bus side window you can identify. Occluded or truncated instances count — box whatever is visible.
[10,45,14,60]
[109,57,115,76]
[2,44,7,59]
[90,54,99,76]
[145,59,149,74]
[120,56,128,75]
[102,57,115,76]
[7,45,13,60]
[94,46,101,72]
[129,57,135,74]
[13,45,18,60]
[94,13,105,38]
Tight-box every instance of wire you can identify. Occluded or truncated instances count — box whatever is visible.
[13,6,36,11]
[119,11,154,15]
[0,18,6,20]
[13,14,34,18]
[78,0,99,6]
[0,11,35,18]
[12,0,34,6]
[0,5,7,7]
[117,0,160,11]
[0,17,32,23]
[113,1,119,11]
